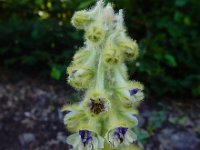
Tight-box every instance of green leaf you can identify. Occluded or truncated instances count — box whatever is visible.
[35,0,44,5]
[4,58,17,65]
[164,54,177,67]
[174,11,182,22]
[169,116,178,124]
[184,16,191,26]
[78,0,95,9]
[50,67,61,80]
[175,0,188,7]
[192,85,200,96]
[21,55,36,65]
[31,29,40,39]
[147,111,166,133]
[134,127,150,144]
[195,127,200,135]
[168,26,182,37]
[178,116,188,125]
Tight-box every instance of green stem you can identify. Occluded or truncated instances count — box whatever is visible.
[103,142,115,150]
[114,65,126,86]
[85,48,97,67]
[95,54,104,91]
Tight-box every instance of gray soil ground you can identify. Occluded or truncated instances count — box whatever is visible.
[0,73,199,150]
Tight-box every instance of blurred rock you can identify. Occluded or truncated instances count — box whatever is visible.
[158,128,200,150]
[57,132,66,142]
[19,133,35,147]
[0,73,199,150]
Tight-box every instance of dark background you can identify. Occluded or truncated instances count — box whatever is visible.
[1,0,200,98]
[0,0,200,150]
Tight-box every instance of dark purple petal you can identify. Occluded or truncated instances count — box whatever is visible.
[114,127,121,139]
[129,88,140,96]
[121,127,128,135]
[79,130,92,147]
[100,99,105,109]
[85,136,92,145]
[89,99,95,110]
[79,130,86,140]
[72,70,78,74]
[114,127,128,142]
[87,130,91,136]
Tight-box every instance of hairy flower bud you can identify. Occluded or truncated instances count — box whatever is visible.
[128,81,144,102]
[64,111,86,132]
[102,42,123,66]
[71,10,92,29]
[106,111,138,132]
[72,48,90,65]
[118,37,139,61]
[67,65,94,90]
[116,81,144,103]
[105,127,137,148]
[85,24,105,43]
[103,3,115,29]
[114,67,144,103]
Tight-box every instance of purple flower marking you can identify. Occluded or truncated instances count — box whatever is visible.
[114,127,128,143]
[89,99,95,110]
[114,128,121,139]
[129,88,140,96]
[79,130,92,147]
[72,70,78,74]
[99,99,105,109]
[121,127,128,135]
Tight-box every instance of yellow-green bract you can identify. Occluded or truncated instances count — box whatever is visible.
[63,1,144,149]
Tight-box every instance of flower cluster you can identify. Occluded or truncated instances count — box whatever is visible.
[63,1,144,149]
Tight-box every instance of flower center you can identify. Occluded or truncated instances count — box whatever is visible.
[89,98,105,115]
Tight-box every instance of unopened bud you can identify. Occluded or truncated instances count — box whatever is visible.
[71,10,92,29]
[102,44,123,66]
[85,24,105,43]
[67,65,94,90]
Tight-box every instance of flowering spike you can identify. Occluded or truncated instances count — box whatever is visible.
[64,1,144,149]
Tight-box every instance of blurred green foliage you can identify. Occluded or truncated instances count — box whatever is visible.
[0,0,200,98]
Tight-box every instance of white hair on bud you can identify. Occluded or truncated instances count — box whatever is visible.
[115,9,125,31]
[103,3,115,27]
